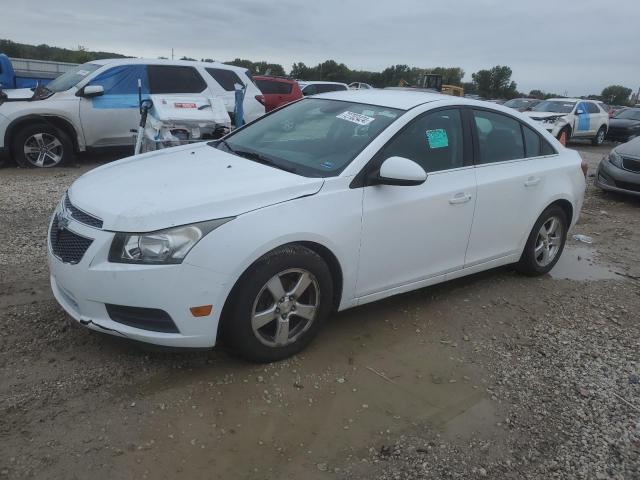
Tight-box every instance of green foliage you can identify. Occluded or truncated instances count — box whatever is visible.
[600,85,632,106]
[0,39,127,63]
[225,58,285,76]
[472,65,518,99]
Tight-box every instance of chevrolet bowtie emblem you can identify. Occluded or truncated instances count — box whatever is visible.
[56,210,71,232]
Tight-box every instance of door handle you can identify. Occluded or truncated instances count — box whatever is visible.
[524,176,541,187]
[449,192,472,205]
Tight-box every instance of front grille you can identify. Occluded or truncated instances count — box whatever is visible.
[622,157,640,173]
[105,304,179,333]
[614,180,640,193]
[49,216,93,264]
[64,193,103,229]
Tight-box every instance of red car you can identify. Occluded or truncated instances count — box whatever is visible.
[253,76,303,112]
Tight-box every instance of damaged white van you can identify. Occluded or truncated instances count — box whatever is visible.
[0,59,264,167]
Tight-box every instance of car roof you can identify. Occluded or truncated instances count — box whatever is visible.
[545,98,584,103]
[253,75,296,83]
[311,89,459,110]
[88,58,248,74]
[298,80,348,86]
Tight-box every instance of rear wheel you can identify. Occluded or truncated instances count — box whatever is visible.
[12,123,74,168]
[592,126,606,146]
[516,205,568,276]
[223,244,333,362]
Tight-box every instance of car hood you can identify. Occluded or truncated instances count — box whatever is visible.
[68,143,324,232]
[523,111,568,120]
[3,88,34,99]
[614,136,640,158]
[610,118,640,128]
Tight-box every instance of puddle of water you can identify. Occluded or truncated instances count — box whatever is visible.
[550,245,621,281]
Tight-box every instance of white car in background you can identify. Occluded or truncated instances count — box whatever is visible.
[0,59,264,167]
[48,90,585,362]
[298,81,348,96]
[349,82,373,90]
[524,98,609,145]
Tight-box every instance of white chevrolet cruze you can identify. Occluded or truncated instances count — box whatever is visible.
[48,90,586,362]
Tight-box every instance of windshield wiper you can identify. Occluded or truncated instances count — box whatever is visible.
[233,149,298,174]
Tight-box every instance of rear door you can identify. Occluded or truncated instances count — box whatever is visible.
[465,108,557,266]
[586,101,606,133]
[356,107,477,297]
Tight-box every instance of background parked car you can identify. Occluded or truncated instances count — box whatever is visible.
[606,107,640,142]
[298,81,348,96]
[524,98,609,145]
[0,58,265,168]
[503,97,541,112]
[596,136,640,196]
[348,82,373,90]
[253,75,302,112]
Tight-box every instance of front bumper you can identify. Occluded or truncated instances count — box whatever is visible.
[48,215,230,348]
[595,159,640,197]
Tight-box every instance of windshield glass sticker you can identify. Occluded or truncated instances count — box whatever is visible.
[76,70,90,76]
[336,111,375,126]
[320,160,335,169]
[426,129,448,149]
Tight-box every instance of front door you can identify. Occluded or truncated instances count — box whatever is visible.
[573,101,591,137]
[79,65,149,147]
[356,108,476,297]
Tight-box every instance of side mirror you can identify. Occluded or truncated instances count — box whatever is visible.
[377,156,427,186]
[576,109,585,115]
[77,85,104,98]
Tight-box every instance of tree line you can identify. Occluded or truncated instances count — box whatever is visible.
[2,39,635,105]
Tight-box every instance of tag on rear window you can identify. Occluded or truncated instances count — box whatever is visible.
[336,111,375,126]
[426,129,448,149]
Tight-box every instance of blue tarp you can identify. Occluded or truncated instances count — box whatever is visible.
[89,65,149,109]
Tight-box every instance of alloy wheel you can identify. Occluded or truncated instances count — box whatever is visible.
[23,133,64,167]
[251,268,320,347]
[534,216,563,267]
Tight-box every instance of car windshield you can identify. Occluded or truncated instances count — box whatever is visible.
[215,98,403,177]
[504,99,535,109]
[614,108,640,121]
[532,100,576,114]
[45,63,101,92]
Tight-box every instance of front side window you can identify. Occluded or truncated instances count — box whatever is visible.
[586,102,600,114]
[88,65,149,95]
[216,98,402,177]
[147,65,207,94]
[206,68,244,91]
[45,62,101,92]
[302,84,317,96]
[377,109,465,173]
[473,110,525,163]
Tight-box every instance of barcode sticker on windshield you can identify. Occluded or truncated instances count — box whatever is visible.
[336,111,375,126]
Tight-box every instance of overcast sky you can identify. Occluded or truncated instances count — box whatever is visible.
[2,0,639,96]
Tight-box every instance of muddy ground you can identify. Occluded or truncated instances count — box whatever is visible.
[0,143,638,479]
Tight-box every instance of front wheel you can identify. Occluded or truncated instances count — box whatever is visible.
[592,126,606,146]
[12,124,74,168]
[223,245,333,362]
[516,205,568,276]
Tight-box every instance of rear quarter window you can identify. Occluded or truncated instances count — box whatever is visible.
[256,79,293,95]
[206,68,245,91]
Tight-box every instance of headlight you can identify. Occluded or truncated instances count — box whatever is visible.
[108,218,234,264]
[543,116,564,125]
[607,151,623,168]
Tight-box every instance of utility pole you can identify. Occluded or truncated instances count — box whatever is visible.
[171,48,174,60]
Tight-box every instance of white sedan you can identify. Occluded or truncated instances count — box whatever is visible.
[48,90,586,362]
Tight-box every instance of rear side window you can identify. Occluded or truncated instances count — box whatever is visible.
[522,124,541,158]
[255,79,293,95]
[473,110,525,163]
[586,102,600,114]
[317,84,347,93]
[206,68,244,91]
[148,65,207,94]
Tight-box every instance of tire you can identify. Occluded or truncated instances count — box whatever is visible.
[592,125,606,146]
[223,244,333,362]
[12,123,74,168]
[516,205,568,276]
[557,126,571,145]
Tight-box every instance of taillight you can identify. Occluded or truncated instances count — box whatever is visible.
[581,159,588,178]
[255,95,265,106]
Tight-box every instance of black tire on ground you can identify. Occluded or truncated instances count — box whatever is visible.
[11,123,74,168]
[592,125,607,146]
[516,205,568,277]
[223,244,333,363]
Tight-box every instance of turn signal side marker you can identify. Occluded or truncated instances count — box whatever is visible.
[190,305,213,317]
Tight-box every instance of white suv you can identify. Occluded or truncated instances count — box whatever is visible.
[524,98,609,145]
[0,59,265,167]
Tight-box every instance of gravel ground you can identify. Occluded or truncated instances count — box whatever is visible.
[0,143,638,479]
